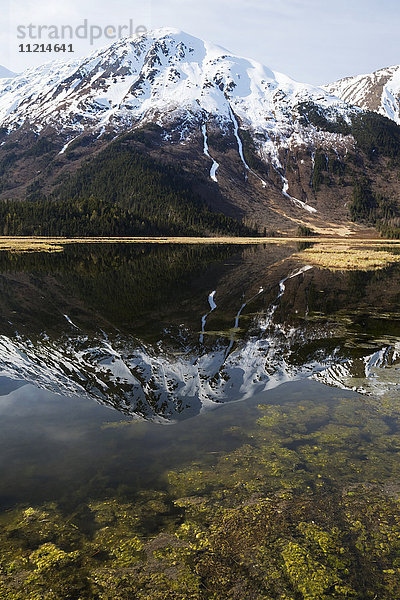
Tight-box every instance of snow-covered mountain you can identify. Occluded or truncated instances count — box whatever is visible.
[0,28,366,228]
[1,29,399,235]
[0,28,353,165]
[325,65,400,124]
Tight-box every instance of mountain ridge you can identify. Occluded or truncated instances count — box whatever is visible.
[325,64,400,125]
[0,28,353,146]
[0,29,399,236]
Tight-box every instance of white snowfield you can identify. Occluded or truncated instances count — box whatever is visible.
[325,64,400,125]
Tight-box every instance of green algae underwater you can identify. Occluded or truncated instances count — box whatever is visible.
[0,242,400,599]
[2,385,400,600]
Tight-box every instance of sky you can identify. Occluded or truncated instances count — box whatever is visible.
[3,0,400,85]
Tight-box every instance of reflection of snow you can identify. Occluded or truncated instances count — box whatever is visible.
[200,290,217,343]
[313,343,400,398]
[1,263,397,422]
[63,314,78,329]
[208,290,217,310]
[260,265,313,330]
[0,266,319,421]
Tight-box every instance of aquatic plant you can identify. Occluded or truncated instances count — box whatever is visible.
[1,392,400,598]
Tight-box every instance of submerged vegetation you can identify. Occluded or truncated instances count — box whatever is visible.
[1,393,400,599]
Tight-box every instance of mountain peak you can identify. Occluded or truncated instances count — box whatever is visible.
[325,64,400,124]
[0,28,356,222]
[0,27,348,138]
[0,65,17,79]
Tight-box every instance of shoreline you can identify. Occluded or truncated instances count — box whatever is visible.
[0,236,399,257]
[0,235,400,247]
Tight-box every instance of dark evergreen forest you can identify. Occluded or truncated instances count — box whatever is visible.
[0,135,254,237]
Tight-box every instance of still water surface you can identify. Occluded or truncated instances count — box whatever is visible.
[0,243,399,598]
[0,242,399,507]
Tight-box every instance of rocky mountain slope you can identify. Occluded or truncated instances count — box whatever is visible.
[325,64,400,125]
[0,29,399,235]
[0,29,352,142]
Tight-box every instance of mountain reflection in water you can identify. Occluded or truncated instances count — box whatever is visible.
[0,243,399,421]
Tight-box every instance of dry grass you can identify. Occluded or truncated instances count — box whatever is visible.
[294,243,400,271]
[0,239,64,253]
[0,236,293,249]
[0,236,400,254]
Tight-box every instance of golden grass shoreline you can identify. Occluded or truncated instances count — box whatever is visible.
[0,236,400,259]
[1,235,400,246]
[294,243,400,271]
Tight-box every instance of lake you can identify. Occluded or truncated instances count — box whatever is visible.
[0,241,399,599]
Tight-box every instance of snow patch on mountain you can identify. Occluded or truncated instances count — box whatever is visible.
[201,124,219,182]
[281,175,317,213]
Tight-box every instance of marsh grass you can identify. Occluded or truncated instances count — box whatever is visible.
[1,236,400,254]
[0,239,64,253]
[294,243,400,271]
